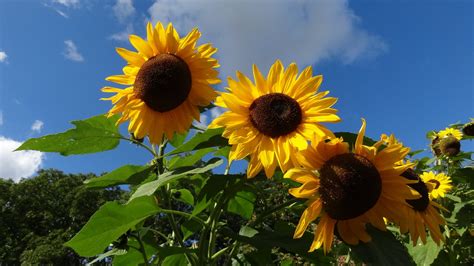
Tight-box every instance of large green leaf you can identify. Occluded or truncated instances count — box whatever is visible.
[65,196,159,257]
[406,237,442,266]
[192,174,242,217]
[128,158,223,202]
[85,165,154,188]
[168,147,216,169]
[16,114,122,155]
[350,225,414,265]
[169,128,227,155]
[227,190,256,219]
[112,234,158,266]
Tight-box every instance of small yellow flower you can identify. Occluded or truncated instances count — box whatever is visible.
[420,171,453,199]
[437,127,462,141]
[394,169,446,245]
[101,22,220,144]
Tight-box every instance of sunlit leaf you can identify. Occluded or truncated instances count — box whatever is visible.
[170,128,227,155]
[128,158,223,202]
[85,165,154,188]
[406,237,442,266]
[16,114,122,155]
[227,190,256,219]
[350,225,414,266]
[65,196,159,257]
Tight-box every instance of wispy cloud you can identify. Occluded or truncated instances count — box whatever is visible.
[63,40,84,62]
[52,0,80,8]
[31,120,44,133]
[55,9,69,18]
[0,136,43,182]
[148,0,387,78]
[113,0,135,23]
[0,50,8,63]
[109,24,134,42]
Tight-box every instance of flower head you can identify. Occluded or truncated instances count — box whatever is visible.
[210,60,340,178]
[286,119,419,253]
[101,22,220,144]
[420,171,453,199]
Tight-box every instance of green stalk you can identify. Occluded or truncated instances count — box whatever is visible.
[155,141,198,266]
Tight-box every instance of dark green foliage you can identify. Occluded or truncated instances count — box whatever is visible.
[0,169,124,264]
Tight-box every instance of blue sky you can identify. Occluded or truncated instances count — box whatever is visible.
[0,0,472,181]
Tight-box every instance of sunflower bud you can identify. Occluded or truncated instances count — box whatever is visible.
[439,136,461,157]
[431,137,441,156]
[462,122,474,136]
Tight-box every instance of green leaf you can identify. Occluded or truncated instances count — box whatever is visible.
[85,165,154,188]
[168,147,216,169]
[128,158,223,202]
[406,237,442,266]
[334,132,377,147]
[65,196,159,257]
[156,247,196,265]
[170,128,227,155]
[192,174,242,217]
[113,232,158,266]
[172,188,194,206]
[16,114,122,155]
[161,254,187,266]
[227,190,256,219]
[350,225,414,266]
[169,131,188,148]
[87,248,127,265]
[181,219,203,241]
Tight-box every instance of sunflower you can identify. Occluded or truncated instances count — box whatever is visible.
[101,22,220,144]
[209,60,340,178]
[437,127,462,141]
[285,119,420,253]
[396,169,446,245]
[420,171,453,199]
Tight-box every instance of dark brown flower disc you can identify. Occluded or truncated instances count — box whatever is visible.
[319,153,382,220]
[439,136,461,157]
[401,169,429,212]
[462,122,474,136]
[427,179,441,189]
[431,137,441,157]
[134,54,192,112]
[249,93,302,138]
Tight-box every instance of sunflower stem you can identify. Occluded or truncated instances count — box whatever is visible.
[155,140,199,266]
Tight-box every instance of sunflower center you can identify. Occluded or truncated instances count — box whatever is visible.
[319,153,382,220]
[401,169,430,212]
[134,54,192,112]
[427,179,441,189]
[248,93,302,138]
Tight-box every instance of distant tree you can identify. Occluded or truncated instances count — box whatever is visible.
[0,169,125,265]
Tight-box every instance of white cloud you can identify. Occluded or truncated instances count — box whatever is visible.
[113,0,135,23]
[53,0,79,8]
[63,40,84,62]
[31,120,44,133]
[109,24,134,42]
[0,51,8,63]
[0,111,3,126]
[55,9,69,18]
[148,0,387,78]
[0,136,43,182]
